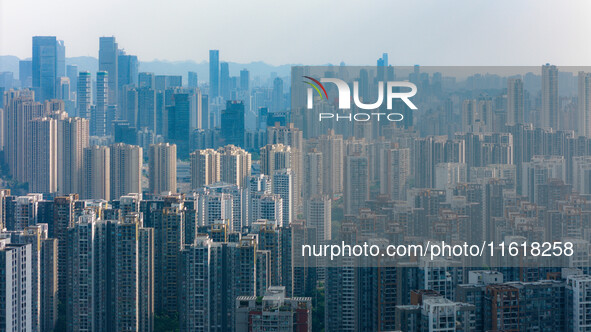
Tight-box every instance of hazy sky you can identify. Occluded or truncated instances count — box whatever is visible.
[1,0,590,66]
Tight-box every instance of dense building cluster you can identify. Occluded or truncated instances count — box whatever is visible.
[2,39,591,332]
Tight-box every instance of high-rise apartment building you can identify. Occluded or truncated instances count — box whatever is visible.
[7,224,57,332]
[149,143,177,194]
[304,149,323,198]
[67,210,154,331]
[190,148,220,189]
[3,90,45,182]
[77,71,92,118]
[179,234,257,331]
[260,143,292,175]
[542,64,558,129]
[578,72,591,137]
[381,148,410,200]
[28,117,57,193]
[0,239,32,332]
[272,168,293,225]
[91,71,108,136]
[52,194,77,304]
[83,145,111,200]
[507,78,524,126]
[318,130,344,196]
[57,116,89,195]
[344,155,369,215]
[218,144,251,188]
[110,143,142,200]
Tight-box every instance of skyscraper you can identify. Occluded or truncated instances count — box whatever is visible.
[156,201,186,314]
[319,130,344,196]
[82,145,111,200]
[305,195,331,246]
[67,210,154,331]
[149,143,177,194]
[8,225,56,332]
[578,72,591,137]
[28,117,57,193]
[91,71,109,136]
[304,149,323,198]
[381,148,410,200]
[32,36,58,102]
[118,52,138,89]
[167,92,194,156]
[0,239,32,332]
[53,194,77,304]
[220,62,230,99]
[19,60,33,88]
[188,71,198,88]
[190,148,220,189]
[218,144,251,188]
[56,40,66,77]
[344,155,369,215]
[507,78,524,126]
[542,64,558,129]
[3,90,45,182]
[221,100,245,147]
[209,50,220,98]
[66,65,78,95]
[57,77,70,101]
[240,69,250,91]
[40,236,58,332]
[77,71,92,118]
[98,36,119,105]
[272,168,293,225]
[138,72,155,89]
[260,144,292,176]
[57,116,89,195]
[110,143,142,200]
[272,77,283,112]
[179,234,257,331]
[138,87,156,132]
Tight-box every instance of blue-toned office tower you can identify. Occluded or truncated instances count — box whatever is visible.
[209,50,219,98]
[32,36,58,102]
[99,37,119,106]
[221,100,245,148]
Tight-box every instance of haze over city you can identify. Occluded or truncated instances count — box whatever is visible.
[2,0,591,65]
[4,2,591,331]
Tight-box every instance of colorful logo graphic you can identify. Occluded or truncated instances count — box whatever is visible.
[303,75,418,122]
[302,76,328,100]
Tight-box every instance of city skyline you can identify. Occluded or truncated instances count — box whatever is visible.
[4,3,591,330]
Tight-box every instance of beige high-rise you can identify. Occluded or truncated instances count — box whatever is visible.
[29,117,57,193]
[110,143,143,200]
[218,145,251,188]
[53,113,89,195]
[83,146,110,200]
[149,143,177,194]
[190,148,220,190]
[3,89,45,183]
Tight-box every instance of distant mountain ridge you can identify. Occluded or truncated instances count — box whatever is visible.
[0,55,294,83]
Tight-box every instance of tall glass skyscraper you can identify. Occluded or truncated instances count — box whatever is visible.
[209,50,219,98]
[32,36,58,102]
[221,100,245,147]
[99,37,119,105]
